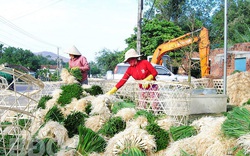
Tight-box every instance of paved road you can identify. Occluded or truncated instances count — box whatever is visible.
[15,83,33,92]
[0,84,38,115]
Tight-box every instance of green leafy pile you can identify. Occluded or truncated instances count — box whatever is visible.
[44,105,64,123]
[38,95,52,109]
[83,85,103,96]
[170,125,197,141]
[64,111,88,138]
[77,126,106,155]
[57,84,83,106]
[134,110,157,124]
[98,117,126,138]
[85,102,92,115]
[111,101,135,114]
[145,123,170,151]
[222,107,250,138]
[69,67,82,81]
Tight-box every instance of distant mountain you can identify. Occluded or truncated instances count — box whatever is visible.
[34,51,69,62]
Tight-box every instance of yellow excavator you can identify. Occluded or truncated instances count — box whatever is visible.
[150,27,210,78]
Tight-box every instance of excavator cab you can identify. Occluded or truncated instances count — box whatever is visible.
[148,54,172,71]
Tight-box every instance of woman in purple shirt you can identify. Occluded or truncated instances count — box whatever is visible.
[66,46,90,84]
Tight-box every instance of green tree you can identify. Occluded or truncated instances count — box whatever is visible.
[126,19,184,61]
[211,0,250,48]
[0,44,3,57]
[36,55,50,66]
[88,61,101,77]
[0,46,61,74]
[36,68,51,81]
[179,0,221,30]
[95,48,123,74]
[144,0,186,23]
[144,0,221,33]
[0,47,40,71]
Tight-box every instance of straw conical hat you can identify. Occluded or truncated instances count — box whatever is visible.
[65,45,81,55]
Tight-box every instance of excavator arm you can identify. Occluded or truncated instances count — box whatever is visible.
[150,27,210,78]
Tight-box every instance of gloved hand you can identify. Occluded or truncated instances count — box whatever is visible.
[144,75,154,81]
[142,75,154,89]
[106,87,118,95]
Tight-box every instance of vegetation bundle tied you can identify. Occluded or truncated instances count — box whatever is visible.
[222,107,250,138]
[69,67,82,81]
[64,111,88,138]
[77,125,106,155]
[111,101,135,114]
[146,123,170,151]
[44,105,64,123]
[83,85,103,96]
[57,83,83,106]
[134,110,157,124]
[170,125,197,141]
[98,116,126,138]
[38,95,52,109]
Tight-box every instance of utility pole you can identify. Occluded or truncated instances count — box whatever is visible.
[137,0,143,55]
[57,47,59,79]
[223,0,228,95]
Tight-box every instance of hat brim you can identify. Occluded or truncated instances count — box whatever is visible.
[65,46,82,55]
[65,52,81,56]
[123,55,141,63]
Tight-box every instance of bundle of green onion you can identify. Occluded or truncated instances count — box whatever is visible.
[98,117,126,138]
[222,107,250,138]
[111,101,135,114]
[170,125,197,141]
[70,67,82,81]
[77,126,106,155]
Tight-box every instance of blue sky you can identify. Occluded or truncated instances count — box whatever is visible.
[0,0,138,62]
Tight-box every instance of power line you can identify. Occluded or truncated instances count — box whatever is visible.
[0,29,49,52]
[0,15,58,48]
[11,0,63,21]
[0,40,10,47]
[146,0,156,20]
[0,32,30,48]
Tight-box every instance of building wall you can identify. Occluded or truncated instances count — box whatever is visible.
[185,42,250,78]
[210,42,250,78]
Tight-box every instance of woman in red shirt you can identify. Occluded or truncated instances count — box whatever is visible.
[66,46,90,84]
[107,49,159,110]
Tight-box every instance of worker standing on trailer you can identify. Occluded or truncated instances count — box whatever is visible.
[106,49,159,110]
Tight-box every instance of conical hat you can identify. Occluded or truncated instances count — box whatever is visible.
[65,46,81,55]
